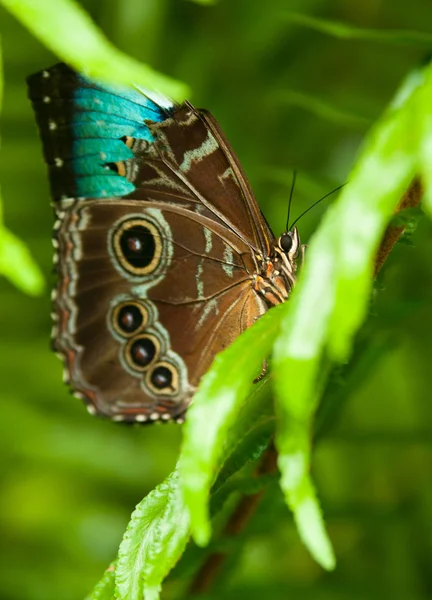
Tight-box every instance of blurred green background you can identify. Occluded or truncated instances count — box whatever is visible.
[1,1,432,599]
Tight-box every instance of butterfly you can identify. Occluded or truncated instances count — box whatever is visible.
[27,63,302,424]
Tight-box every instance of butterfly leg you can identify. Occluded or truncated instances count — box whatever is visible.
[253,359,268,383]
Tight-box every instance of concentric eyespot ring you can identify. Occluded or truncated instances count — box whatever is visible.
[111,301,148,337]
[146,361,179,396]
[112,217,162,276]
[124,334,160,372]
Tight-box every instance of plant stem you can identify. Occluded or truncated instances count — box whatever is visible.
[188,177,423,595]
[375,177,422,275]
[189,443,278,594]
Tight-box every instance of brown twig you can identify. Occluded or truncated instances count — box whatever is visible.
[189,178,424,595]
[375,178,423,275]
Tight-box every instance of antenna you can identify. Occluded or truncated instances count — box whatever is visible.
[286,169,297,231]
[289,183,346,230]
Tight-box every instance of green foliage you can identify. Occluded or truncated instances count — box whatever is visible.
[0,220,45,295]
[116,472,190,600]
[0,0,189,99]
[107,381,274,599]
[0,36,44,295]
[1,2,432,600]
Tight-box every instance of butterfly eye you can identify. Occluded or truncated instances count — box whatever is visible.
[111,301,148,337]
[112,218,162,276]
[279,233,293,253]
[147,362,179,396]
[125,334,160,371]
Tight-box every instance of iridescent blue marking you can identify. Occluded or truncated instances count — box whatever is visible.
[66,154,132,176]
[73,87,161,124]
[71,175,135,198]
[68,76,171,199]
[71,139,134,160]
[69,111,155,141]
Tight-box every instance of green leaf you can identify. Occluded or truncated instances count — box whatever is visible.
[179,305,285,547]
[170,396,275,583]
[327,67,421,360]
[271,63,426,571]
[0,29,45,296]
[417,68,432,217]
[115,471,190,600]
[113,381,274,600]
[1,0,189,100]
[212,417,274,493]
[84,565,116,600]
[275,412,335,570]
[284,11,432,46]
[0,224,45,296]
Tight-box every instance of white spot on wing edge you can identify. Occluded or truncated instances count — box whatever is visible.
[135,414,148,422]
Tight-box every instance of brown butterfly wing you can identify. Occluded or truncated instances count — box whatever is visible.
[54,198,267,422]
[138,102,273,257]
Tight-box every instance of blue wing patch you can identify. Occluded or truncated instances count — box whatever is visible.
[27,63,174,201]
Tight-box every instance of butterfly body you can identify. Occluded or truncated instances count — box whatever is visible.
[28,64,300,423]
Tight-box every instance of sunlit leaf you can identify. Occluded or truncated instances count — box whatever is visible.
[0,224,45,296]
[271,64,426,570]
[417,68,432,216]
[112,383,274,600]
[1,0,189,100]
[0,27,45,296]
[116,471,190,600]
[327,68,422,360]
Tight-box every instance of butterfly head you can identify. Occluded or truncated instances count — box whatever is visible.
[272,226,302,289]
[254,227,303,307]
[277,226,300,259]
